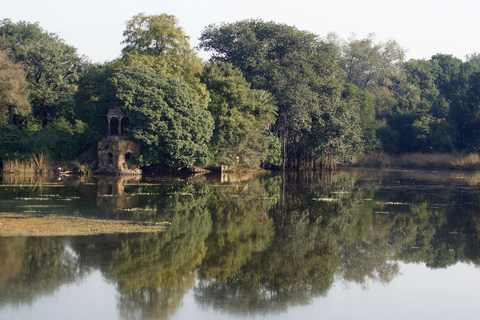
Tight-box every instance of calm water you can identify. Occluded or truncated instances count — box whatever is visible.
[1,169,480,319]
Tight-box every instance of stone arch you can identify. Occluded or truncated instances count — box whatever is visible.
[109,117,119,136]
[107,152,114,165]
[121,117,130,135]
[107,107,130,137]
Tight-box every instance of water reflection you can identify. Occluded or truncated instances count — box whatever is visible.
[0,237,86,306]
[1,169,480,319]
[97,176,141,219]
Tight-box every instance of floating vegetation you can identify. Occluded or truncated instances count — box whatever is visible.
[17,205,68,208]
[166,192,194,196]
[128,192,162,196]
[312,198,339,202]
[13,196,80,201]
[120,208,157,212]
[0,213,169,237]
[380,202,411,205]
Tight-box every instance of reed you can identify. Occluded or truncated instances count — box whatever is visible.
[2,159,35,174]
[30,152,53,175]
[354,153,480,170]
[71,159,92,176]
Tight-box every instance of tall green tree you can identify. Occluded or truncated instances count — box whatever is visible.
[200,20,362,169]
[430,54,480,149]
[119,13,208,104]
[0,19,85,128]
[0,50,30,124]
[342,83,379,152]
[201,62,278,168]
[332,33,405,91]
[107,66,213,167]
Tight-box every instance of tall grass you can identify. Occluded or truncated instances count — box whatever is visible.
[2,152,53,175]
[355,153,480,170]
[71,159,92,177]
[30,152,53,175]
[2,159,35,174]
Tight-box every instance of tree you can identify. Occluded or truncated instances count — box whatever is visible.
[17,37,84,127]
[122,13,189,56]
[0,50,30,124]
[200,20,361,169]
[74,63,117,142]
[333,33,405,91]
[342,83,379,152]
[0,19,85,128]
[119,13,208,104]
[430,54,480,150]
[107,66,214,167]
[0,19,45,57]
[201,62,278,168]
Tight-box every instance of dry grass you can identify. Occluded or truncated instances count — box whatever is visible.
[3,152,53,176]
[30,152,53,175]
[0,213,168,237]
[2,159,35,174]
[71,159,92,176]
[355,153,480,170]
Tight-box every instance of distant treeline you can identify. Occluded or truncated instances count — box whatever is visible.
[1,15,480,170]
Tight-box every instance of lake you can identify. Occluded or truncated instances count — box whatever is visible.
[1,169,480,319]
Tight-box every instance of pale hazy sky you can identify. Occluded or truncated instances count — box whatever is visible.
[3,0,480,63]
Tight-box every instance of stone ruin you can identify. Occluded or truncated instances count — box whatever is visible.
[96,107,142,175]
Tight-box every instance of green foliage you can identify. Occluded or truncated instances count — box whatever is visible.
[0,50,30,124]
[0,19,85,128]
[201,62,278,168]
[119,13,208,104]
[332,33,406,91]
[200,20,361,169]
[0,124,28,161]
[16,124,87,161]
[107,66,214,167]
[122,13,190,57]
[261,131,282,167]
[376,121,400,154]
[343,83,380,152]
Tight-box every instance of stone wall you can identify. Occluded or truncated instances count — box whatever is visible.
[97,136,141,175]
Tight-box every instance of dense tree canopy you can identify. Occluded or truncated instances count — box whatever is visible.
[200,20,363,169]
[0,50,30,124]
[107,66,213,167]
[0,19,85,128]
[201,62,278,168]
[119,13,208,104]
[3,14,480,166]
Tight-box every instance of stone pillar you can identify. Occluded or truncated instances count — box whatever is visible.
[107,115,112,136]
[117,115,122,136]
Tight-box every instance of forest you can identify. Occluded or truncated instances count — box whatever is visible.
[2,14,480,171]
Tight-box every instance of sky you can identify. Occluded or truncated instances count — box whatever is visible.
[3,0,480,63]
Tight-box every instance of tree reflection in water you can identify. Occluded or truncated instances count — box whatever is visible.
[0,237,86,306]
[2,170,480,319]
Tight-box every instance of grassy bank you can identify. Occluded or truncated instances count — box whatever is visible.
[354,153,480,170]
[0,213,169,237]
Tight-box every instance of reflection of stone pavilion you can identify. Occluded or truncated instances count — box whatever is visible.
[96,107,142,175]
[96,176,141,219]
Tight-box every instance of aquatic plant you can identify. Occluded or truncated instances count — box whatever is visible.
[30,152,53,175]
